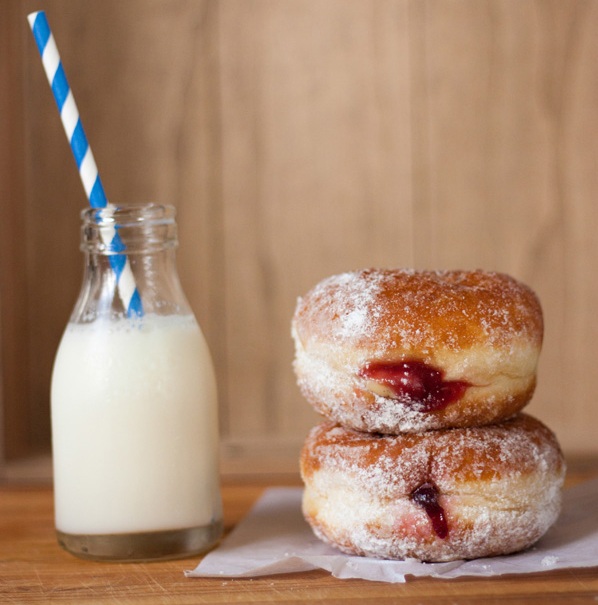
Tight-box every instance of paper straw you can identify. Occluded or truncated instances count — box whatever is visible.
[27,11,143,317]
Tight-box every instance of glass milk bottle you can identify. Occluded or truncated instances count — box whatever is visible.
[51,203,222,561]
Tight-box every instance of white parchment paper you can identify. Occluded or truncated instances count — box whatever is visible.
[186,478,598,583]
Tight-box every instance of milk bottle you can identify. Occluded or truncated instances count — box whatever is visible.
[51,204,222,560]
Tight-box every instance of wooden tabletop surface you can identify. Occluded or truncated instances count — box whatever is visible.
[1,468,598,605]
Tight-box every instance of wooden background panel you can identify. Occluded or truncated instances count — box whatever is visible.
[555,0,598,451]
[0,0,31,460]
[522,0,598,453]
[218,0,414,452]
[409,0,598,453]
[411,0,544,270]
[2,0,598,475]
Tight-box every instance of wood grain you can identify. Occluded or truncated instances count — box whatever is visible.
[2,0,598,474]
[0,0,34,460]
[218,0,414,445]
[1,475,597,604]
[409,0,598,452]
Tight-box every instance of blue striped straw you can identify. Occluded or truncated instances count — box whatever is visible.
[28,10,143,317]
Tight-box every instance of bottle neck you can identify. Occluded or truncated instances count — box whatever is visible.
[81,203,178,255]
[71,204,191,322]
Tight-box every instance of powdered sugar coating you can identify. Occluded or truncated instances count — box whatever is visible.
[292,269,543,433]
[300,415,565,562]
[295,269,542,353]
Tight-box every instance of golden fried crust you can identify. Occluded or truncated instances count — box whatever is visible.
[300,415,565,562]
[293,269,543,353]
[292,269,543,433]
[301,415,563,487]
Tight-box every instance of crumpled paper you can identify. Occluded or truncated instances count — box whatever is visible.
[186,478,598,583]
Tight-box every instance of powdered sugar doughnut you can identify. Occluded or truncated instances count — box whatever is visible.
[300,415,565,562]
[292,269,543,433]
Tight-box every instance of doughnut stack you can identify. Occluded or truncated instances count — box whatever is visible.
[291,269,565,562]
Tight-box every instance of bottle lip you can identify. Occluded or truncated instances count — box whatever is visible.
[81,203,176,226]
[81,203,178,254]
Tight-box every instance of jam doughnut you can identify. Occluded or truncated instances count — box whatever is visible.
[292,269,543,433]
[300,415,565,562]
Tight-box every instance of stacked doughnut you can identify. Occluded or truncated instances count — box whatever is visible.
[292,269,565,562]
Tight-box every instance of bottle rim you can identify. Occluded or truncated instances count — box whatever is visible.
[81,203,178,254]
[81,203,176,226]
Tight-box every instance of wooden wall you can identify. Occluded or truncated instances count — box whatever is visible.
[2,0,598,477]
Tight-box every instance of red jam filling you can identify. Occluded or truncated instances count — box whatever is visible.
[359,360,470,412]
[411,482,448,539]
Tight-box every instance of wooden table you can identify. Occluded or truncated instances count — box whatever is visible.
[1,471,598,604]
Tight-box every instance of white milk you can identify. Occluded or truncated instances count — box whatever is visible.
[51,314,221,536]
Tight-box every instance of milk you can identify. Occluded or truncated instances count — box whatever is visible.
[51,314,221,536]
